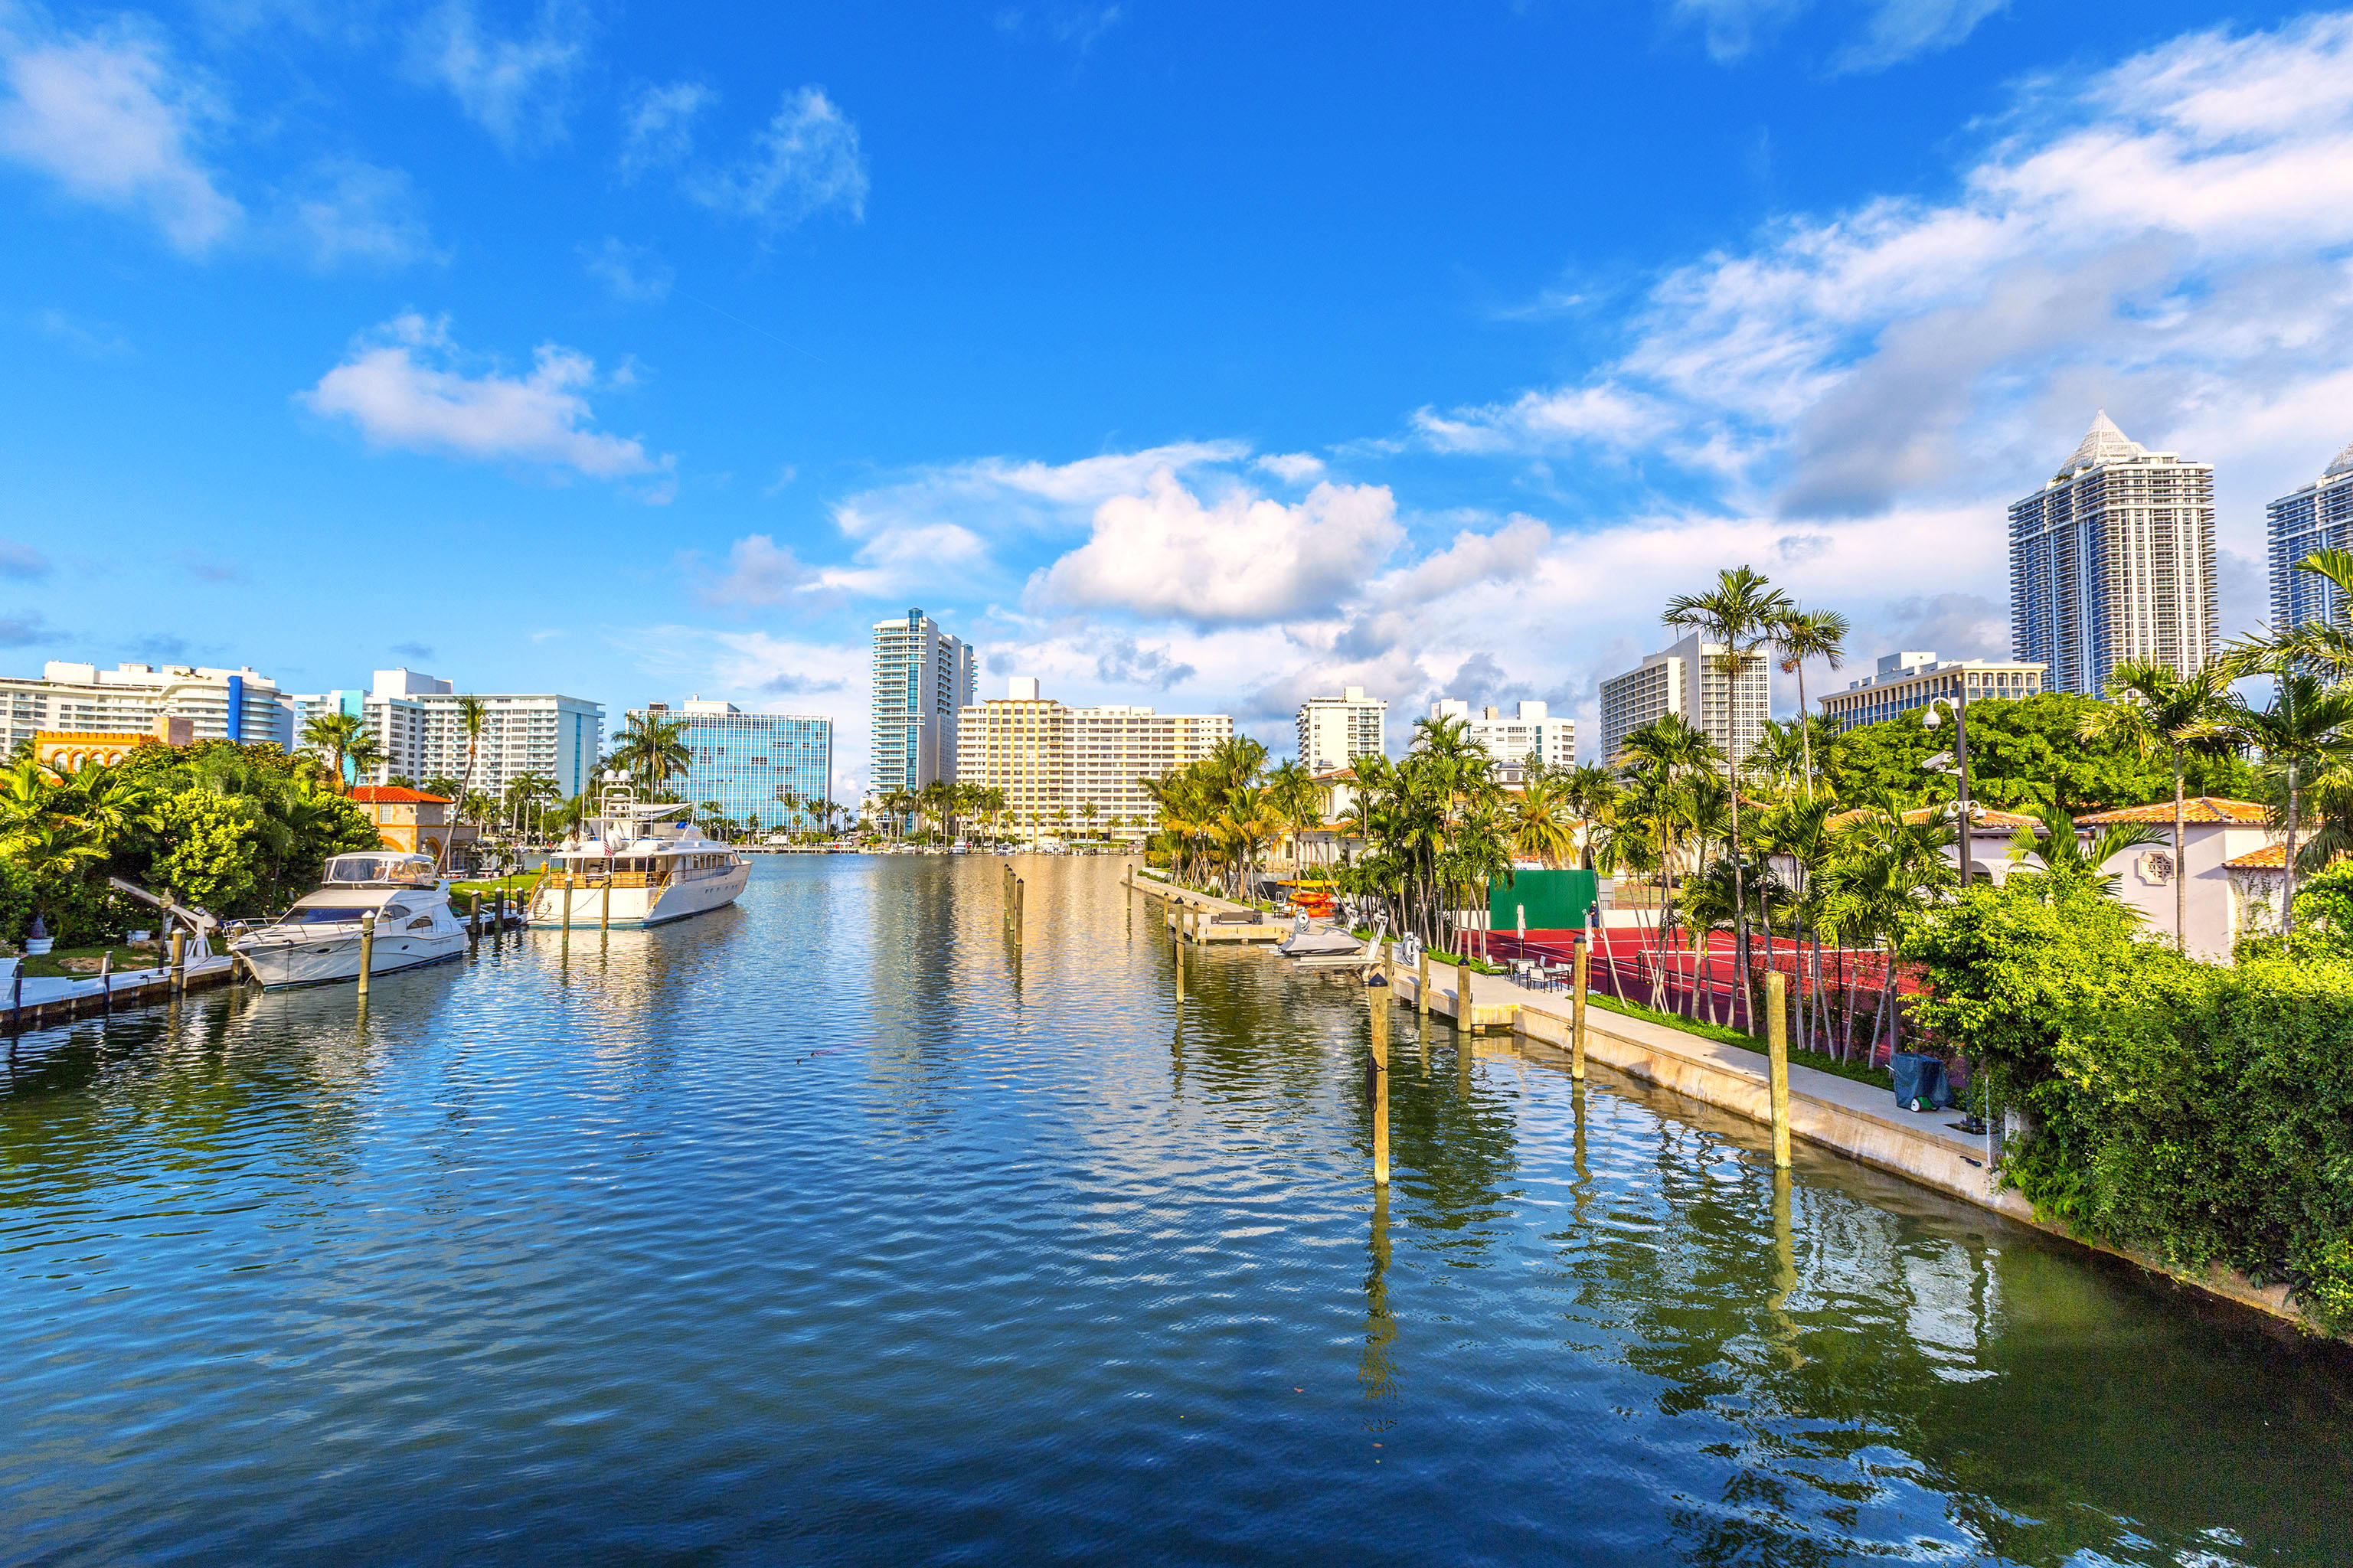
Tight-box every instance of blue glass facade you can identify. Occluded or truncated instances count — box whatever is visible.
[641,706,834,833]
[2268,449,2353,637]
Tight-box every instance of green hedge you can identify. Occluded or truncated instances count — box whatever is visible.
[1910,878,2353,1331]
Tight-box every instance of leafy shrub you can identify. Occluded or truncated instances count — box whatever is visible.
[1911,877,2353,1331]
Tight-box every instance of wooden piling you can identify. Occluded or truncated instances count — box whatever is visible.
[168,929,186,994]
[1369,978,1391,1185]
[100,949,113,1014]
[600,877,612,939]
[560,880,571,957]
[1457,958,1472,1032]
[1417,946,1430,1021]
[356,912,376,1004]
[469,890,482,944]
[1570,938,1589,1081]
[1766,969,1790,1170]
[1014,877,1025,949]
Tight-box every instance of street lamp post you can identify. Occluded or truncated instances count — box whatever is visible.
[1923,675,1974,887]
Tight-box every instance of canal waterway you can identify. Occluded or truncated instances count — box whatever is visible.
[3,854,2348,1564]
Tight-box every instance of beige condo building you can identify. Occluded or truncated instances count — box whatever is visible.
[956,678,1234,841]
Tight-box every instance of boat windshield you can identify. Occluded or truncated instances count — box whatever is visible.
[323,855,436,886]
[279,906,365,925]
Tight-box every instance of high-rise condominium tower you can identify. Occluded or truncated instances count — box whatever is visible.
[1427,699,1576,776]
[869,609,976,808]
[2009,412,2216,696]
[1596,634,1768,767]
[1295,686,1386,773]
[2267,439,2353,636]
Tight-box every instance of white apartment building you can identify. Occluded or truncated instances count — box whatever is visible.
[4,660,290,759]
[1596,632,1769,766]
[1820,652,2048,734]
[1428,698,1575,778]
[956,678,1233,842]
[871,609,977,810]
[2266,438,2353,639]
[1296,686,1386,772]
[289,668,602,799]
[2011,412,2217,696]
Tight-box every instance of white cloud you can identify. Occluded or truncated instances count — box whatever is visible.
[1029,473,1405,626]
[580,236,673,302]
[283,158,438,268]
[687,533,813,607]
[299,313,668,490]
[1253,451,1326,484]
[1422,10,2353,639]
[0,15,240,253]
[685,86,868,227]
[407,0,587,154]
[619,79,711,179]
[1668,0,2006,70]
[1834,0,2008,74]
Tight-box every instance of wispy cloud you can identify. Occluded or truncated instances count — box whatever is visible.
[580,236,673,302]
[282,158,440,268]
[684,86,868,227]
[0,540,53,578]
[684,533,815,608]
[618,79,711,179]
[390,640,434,659]
[407,0,590,154]
[0,609,58,647]
[1668,0,2006,70]
[299,312,672,494]
[0,12,240,253]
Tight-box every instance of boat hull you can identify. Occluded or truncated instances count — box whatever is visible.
[233,929,468,989]
[528,864,750,928]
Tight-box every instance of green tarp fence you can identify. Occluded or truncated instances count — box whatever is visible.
[1488,868,1600,933]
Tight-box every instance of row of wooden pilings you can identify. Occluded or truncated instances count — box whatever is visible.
[1118,863,1796,1188]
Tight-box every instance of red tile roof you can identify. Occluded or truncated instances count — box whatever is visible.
[2222,843,2288,870]
[2076,798,2269,826]
[349,785,450,804]
[1825,805,2041,831]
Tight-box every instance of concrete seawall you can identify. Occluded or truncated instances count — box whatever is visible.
[1123,865,2328,1336]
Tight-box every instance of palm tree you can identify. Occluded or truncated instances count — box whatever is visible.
[1557,763,1619,872]
[1665,567,1793,1024]
[2227,548,2353,679]
[345,731,386,789]
[2003,806,2168,899]
[2217,672,2353,938]
[1264,759,1324,870]
[2079,659,2228,948]
[1819,792,1954,1060]
[1768,604,1850,793]
[300,710,364,792]
[1509,773,1577,868]
[610,712,691,802]
[429,694,492,871]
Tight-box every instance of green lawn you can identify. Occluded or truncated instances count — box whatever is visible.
[449,873,542,901]
[1581,990,1894,1089]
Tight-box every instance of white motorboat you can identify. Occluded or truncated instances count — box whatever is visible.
[1277,926,1364,958]
[230,853,468,988]
[529,791,750,929]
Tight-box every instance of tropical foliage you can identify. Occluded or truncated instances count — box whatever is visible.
[0,740,382,944]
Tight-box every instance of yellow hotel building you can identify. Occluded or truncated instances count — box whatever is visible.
[956,678,1233,843]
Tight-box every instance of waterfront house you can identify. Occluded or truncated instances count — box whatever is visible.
[2076,799,2276,960]
[348,785,476,864]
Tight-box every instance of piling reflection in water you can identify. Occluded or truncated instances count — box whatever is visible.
[0,854,2348,1566]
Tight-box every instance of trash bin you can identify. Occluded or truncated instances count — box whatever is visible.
[1890,1052,1953,1112]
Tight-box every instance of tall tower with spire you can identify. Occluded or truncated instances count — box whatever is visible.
[2266,439,2353,637]
[2008,411,2217,696]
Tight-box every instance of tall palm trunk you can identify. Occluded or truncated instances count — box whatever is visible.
[2283,766,2302,939]
[2171,748,2186,949]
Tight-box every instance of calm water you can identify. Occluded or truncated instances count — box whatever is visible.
[3,856,2348,1565]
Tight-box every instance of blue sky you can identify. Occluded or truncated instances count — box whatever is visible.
[5,0,2351,795]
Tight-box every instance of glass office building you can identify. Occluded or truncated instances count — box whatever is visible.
[2268,439,2353,637]
[635,700,835,835]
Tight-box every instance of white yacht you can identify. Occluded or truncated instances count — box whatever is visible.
[230,853,469,988]
[530,792,750,929]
